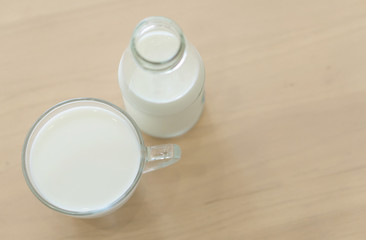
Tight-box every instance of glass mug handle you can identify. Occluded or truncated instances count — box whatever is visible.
[144,144,181,173]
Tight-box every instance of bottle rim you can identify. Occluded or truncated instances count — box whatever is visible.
[130,16,186,71]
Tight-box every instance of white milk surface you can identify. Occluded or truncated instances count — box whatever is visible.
[135,31,180,63]
[29,106,141,212]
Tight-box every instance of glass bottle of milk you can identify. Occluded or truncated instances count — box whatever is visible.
[118,16,205,138]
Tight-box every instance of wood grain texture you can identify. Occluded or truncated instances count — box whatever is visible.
[1,0,366,239]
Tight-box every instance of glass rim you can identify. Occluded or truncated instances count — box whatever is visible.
[22,97,146,217]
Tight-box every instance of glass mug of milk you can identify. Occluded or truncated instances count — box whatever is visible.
[22,98,181,218]
[118,16,205,138]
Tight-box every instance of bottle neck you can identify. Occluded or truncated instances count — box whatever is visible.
[130,16,186,72]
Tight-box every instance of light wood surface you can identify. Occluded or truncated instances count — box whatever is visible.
[2,0,366,239]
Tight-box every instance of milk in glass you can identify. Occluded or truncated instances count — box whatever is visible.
[29,106,141,212]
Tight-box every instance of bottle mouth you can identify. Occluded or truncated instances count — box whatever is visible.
[130,16,186,71]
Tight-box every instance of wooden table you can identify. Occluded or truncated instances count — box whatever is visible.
[1,0,366,239]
